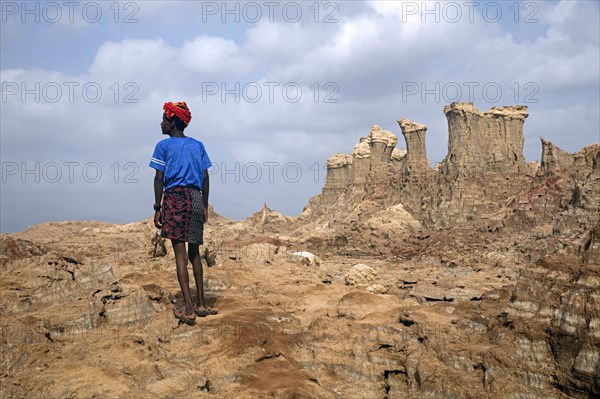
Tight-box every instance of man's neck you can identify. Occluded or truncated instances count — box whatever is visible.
[170,130,185,138]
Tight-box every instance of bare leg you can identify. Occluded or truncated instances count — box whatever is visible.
[188,243,206,309]
[172,239,194,317]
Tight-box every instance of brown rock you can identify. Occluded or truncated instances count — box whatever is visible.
[541,137,574,172]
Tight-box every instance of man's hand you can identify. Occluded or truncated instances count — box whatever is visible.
[154,211,162,229]
[203,208,209,224]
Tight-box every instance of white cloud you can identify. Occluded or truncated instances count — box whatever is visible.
[89,38,175,79]
[179,35,252,76]
[547,0,578,25]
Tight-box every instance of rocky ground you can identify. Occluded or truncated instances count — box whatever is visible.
[0,213,598,398]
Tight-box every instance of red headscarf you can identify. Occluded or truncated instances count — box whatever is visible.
[163,101,192,125]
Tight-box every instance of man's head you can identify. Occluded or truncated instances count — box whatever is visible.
[162,101,192,134]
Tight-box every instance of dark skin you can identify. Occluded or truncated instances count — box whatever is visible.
[154,114,211,320]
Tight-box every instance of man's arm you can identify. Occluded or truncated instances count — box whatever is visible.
[154,170,164,228]
[202,170,209,223]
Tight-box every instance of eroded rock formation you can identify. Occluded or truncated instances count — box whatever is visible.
[302,102,598,233]
[541,137,574,172]
[506,254,600,396]
[441,102,529,174]
[398,118,429,173]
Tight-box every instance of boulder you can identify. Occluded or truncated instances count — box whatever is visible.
[288,251,322,266]
[344,263,386,294]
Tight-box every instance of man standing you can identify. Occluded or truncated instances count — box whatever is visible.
[149,101,217,325]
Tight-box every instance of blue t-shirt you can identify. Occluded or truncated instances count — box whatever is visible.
[149,137,212,191]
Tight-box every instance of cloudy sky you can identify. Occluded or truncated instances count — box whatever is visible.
[1,0,599,233]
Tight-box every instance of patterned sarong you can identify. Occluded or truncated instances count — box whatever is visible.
[161,186,204,244]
